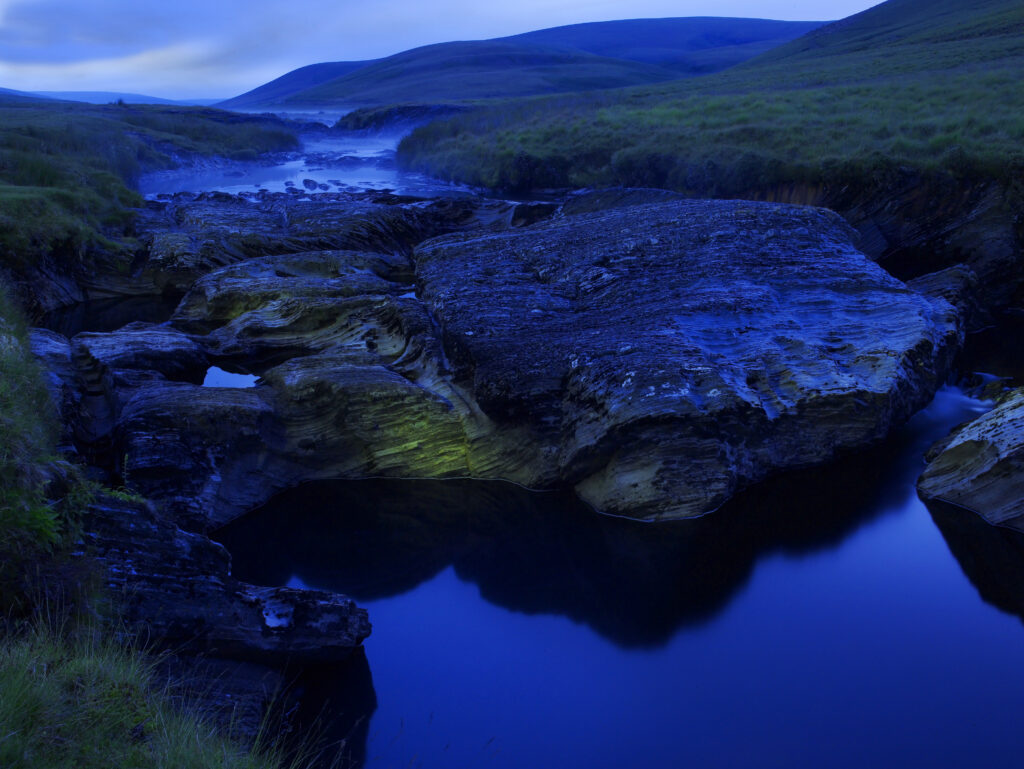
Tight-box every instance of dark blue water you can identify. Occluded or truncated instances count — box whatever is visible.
[217,385,1024,769]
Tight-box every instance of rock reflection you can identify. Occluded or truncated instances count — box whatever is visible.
[928,499,1024,623]
[217,425,926,648]
[290,649,377,769]
[38,295,180,336]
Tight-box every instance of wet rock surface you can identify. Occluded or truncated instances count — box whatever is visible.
[80,493,371,664]
[50,196,963,528]
[918,388,1024,531]
[125,190,527,297]
[417,199,961,518]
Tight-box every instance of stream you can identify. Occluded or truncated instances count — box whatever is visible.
[56,135,1024,768]
[216,382,1024,769]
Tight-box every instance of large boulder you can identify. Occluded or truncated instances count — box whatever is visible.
[918,388,1024,531]
[415,199,960,519]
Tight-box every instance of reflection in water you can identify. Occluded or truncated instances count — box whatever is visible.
[929,499,1024,624]
[215,393,1024,769]
[290,649,377,769]
[37,295,179,337]
[218,388,990,649]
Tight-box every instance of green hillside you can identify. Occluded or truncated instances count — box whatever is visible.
[218,17,823,110]
[265,41,682,107]
[397,0,1024,193]
[217,60,373,110]
[505,17,823,72]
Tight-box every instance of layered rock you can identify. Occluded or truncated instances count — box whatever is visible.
[416,199,961,518]
[918,388,1024,531]
[64,198,961,528]
[121,191,526,298]
[80,493,370,664]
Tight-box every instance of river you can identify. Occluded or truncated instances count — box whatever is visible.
[77,134,1024,768]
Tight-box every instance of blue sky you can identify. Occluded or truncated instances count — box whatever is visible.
[0,0,880,98]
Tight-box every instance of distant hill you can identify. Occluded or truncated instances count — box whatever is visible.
[31,91,222,106]
[504,17,823,72]
[217,62,372,110]
[0,87,56,104]
[217,16,823,110]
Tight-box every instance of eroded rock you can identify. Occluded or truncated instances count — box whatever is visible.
[60,199,961,528]
[417,199,960,519]
[81,493,370,664]
[918,388,1024,531]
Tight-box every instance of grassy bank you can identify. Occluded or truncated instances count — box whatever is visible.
[0,97,299,299]
[0,285,73,610]
[397,0,1024,194]
[0,622,284,769]
[0,98,306,766]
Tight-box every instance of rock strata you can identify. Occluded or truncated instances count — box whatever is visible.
[59,198,962,527]
[918,388,1024,531]
[80,493,370,663]
[416,199,960,518]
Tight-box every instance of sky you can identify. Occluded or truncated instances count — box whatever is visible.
[0,0,880,99]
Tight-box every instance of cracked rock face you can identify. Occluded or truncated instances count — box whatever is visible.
[63,198,959,528]
[918,388,1024,531]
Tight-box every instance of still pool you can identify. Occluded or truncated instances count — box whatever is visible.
[217,386,1024,769]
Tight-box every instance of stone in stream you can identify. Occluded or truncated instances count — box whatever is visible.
[60,198,960,529]
[918,388,1024,531]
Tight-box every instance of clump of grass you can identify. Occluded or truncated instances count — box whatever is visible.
[0,287,61,558]
[0,621,286,769]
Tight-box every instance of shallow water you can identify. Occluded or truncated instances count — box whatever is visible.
[202,366,259,388]
[138,134,473,199]
[217,385,1024,769]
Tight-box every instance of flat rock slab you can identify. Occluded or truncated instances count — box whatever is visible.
[918,388,1024,531]
[416,199,959,519]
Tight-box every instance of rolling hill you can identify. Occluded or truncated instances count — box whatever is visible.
[31,91,222,106]
[397,0,1024,193]
[218,16,823,110]
[217,61,373,110]
[504,17,823,72]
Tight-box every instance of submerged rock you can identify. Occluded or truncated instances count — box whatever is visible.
[918,388,1024,531]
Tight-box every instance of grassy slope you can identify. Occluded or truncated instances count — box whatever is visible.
[504,17,823,72]
[0,96,298,297]
[221,17,823,110]
[277,41,681,107]
[217,61,374,110]
[0,285,66,608]
[397,0,1024,193]
[0,623,284,769]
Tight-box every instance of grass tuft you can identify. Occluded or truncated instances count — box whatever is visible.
[0,620,286,769]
